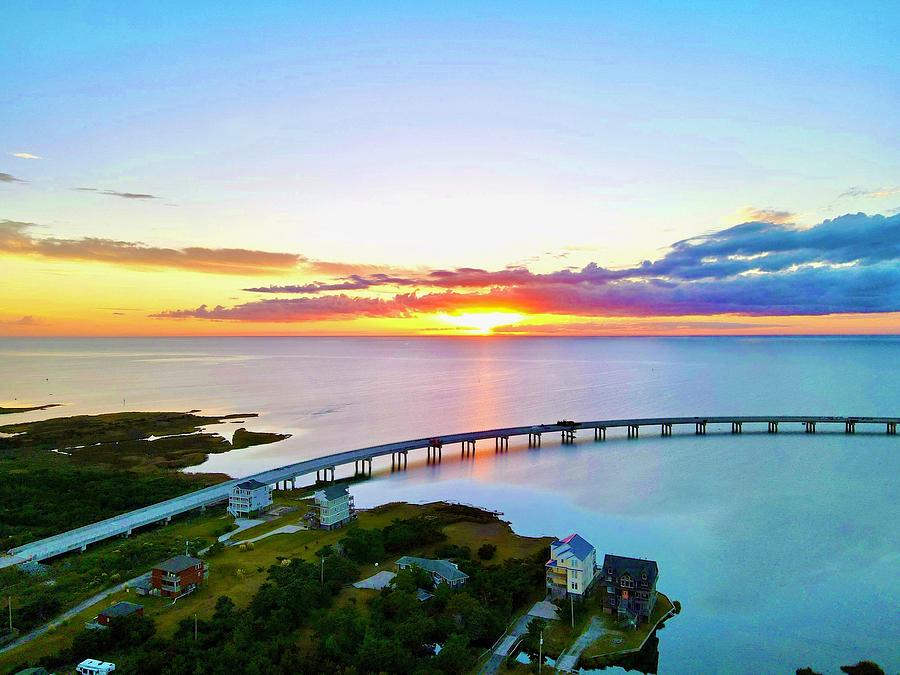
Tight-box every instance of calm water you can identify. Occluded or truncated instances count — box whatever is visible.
[2,337,898,673]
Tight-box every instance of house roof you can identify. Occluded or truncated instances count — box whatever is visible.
[396,556,469,582]
[316,484,349,501]
[551,533,595,561]
[235,479,267,491]
[100,601,143,618]
[602,554,659,585]
[155,554,203,573]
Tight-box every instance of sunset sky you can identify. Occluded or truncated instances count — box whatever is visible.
[2,2,899,336]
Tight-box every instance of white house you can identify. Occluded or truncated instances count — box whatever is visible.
[546,533,597,600]
[228,479,273,517]
[312,484,353,529]
[76,660,116,675]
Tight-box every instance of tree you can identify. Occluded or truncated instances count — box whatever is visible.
[841,662,885,675]
[341,526,385,564]
[434,633,474,674]
[477,543,497,560]
[521,617,546,654]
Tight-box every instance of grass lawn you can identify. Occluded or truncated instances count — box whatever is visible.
[530,589,675,665]
[580,592,675,661]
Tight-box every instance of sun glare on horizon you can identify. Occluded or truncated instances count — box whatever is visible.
[439,312,525,334]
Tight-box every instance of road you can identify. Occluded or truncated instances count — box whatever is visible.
[556,616,609,672]
[0,573,148,655]
[480,600,560,674]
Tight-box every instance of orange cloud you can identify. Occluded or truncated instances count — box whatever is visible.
[0,221,304,275]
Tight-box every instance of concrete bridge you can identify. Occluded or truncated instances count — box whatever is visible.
[3,414,897,567]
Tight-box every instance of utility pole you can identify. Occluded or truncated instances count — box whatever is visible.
[320,557,324,586]
[538,629,543,673]
[7,596,12,633]
[194,613,198,641]
[570,593,574,629]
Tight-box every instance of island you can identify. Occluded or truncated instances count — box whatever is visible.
[0,404,61,415]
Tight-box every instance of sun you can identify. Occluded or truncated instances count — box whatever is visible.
[439,311,524,334]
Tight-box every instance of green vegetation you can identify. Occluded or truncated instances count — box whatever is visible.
[232,427,290,449]
[0,411,288,472]
[0,452,221,550]
[580,593,674,661]
[0,405,60,415]
[517,584,676,670]
[797,662,886,675]
[1,508,227,637]
[0,410,291,548]
[3,502,552,675]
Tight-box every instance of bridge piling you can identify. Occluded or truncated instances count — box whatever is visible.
[768,421,778,433]
[561,429,576,444]
[494,436,509,452]
[889,422,897,435]
[528,432,542,447]
[695,422,707,435]
[627,424,639,439]
[594,427,606,441]
[845,421,856,434]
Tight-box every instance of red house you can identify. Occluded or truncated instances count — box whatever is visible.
[97,601,143,626]
[150,555,207,598]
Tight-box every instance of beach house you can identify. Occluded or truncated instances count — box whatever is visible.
[546,533,597,600]
[601,554,659,624]
[228,479,273,517]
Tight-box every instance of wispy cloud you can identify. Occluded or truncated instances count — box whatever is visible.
[492,320,788,334]
[11,152,40,160]
[738,207,796,224]
[74,187,158,200]
[0,315,42,326]
[0,220,304,275]
[840,186,900,199]
[160,212,900,322]
[0,173,26,183]
[154,296,407,322]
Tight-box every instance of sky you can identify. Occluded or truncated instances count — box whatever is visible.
[1,1,899,336]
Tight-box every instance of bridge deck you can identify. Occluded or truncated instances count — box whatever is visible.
[4,414,897,566]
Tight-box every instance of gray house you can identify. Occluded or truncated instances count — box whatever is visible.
[600,554,659,624]
[395,556,469,588]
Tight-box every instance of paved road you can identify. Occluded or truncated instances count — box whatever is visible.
[480,600,561,675]
[0,573,147,655]
[6,414,897,566]
[557,616,609,672]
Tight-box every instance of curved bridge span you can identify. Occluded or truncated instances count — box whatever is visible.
[4,414,898,566]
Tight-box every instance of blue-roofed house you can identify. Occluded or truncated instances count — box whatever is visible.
[546,533,597,600]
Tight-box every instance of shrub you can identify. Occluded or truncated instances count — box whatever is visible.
[477,543,497,560]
